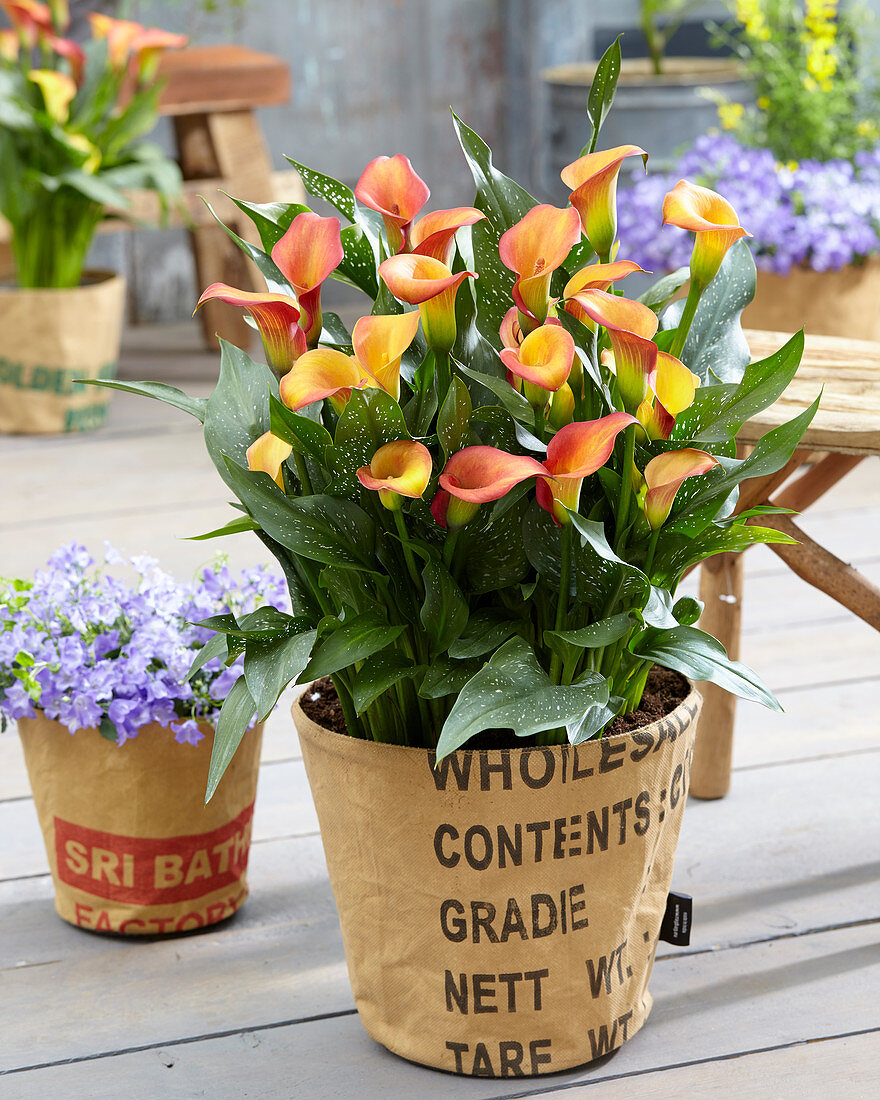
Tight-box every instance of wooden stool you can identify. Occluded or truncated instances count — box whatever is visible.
[690,329,880,799]
[158,45,299,350]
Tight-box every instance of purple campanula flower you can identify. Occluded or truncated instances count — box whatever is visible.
[0,544,286,745]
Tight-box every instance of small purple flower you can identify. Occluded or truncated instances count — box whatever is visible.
[0,544,286,746]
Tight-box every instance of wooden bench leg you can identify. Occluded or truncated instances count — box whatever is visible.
[174,111,278,352]
[691,552,744,800]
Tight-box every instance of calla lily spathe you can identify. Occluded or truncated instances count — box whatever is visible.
[279,347,368,413]
[439,445,548,526]
[637,352,699,440]
[271,212,344,348]
[355,154,430,254]
[88,13,143,68]
[563,260,647,328]
[46,35,85,83]
[356,440,433,510]
[246,431,293,490]
[500,324,575,404]
[409,206,485,264]
[351,312,421,400]
[569,289,659,413]
[561,145,647,258]
[2,0,52,34]
[662,180,750,287]
[29,68,76,123]
[195,285,307,375]
[378,254,475,354]
[642,448,720,529]
[536,412,637,525]
[499,204,582,328]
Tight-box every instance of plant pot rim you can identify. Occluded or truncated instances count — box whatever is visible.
[293,677,701,759]
[543,56,744,87]
[0,269,125,296]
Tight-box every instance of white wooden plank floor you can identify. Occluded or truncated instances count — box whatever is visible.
[1,322,879,1098]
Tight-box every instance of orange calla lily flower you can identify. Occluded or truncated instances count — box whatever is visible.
[499,204,582,328]
[270,212,344,348]
[29,69,76,124]
[563,260,647,328]
[351,312,420,400]
[409,206,485,264]
[0,29,19,59]
[354,154,430,253]
[500,306,524,350]
[499,324,575,405]
[637,351,700,440]
[356,440,432,510]
[88,13,143,68]
[279,347,367,414]
[195,284,307,375]
[643,449,720,529]
[570,289,659,413]
[537,412,637,525]
[561,145,647,259]
[2,0,52,33]
[662,179,750,287]
[246,431,293,490]
[47,35,85,83]
[130,26,188,81]
[378,253,475,354]
[440,446,548,526]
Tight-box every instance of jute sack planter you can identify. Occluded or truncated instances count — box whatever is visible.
[296,685,701,1078]
[744,258,880,341]
[19,716,263,935]
[0,270,125,435]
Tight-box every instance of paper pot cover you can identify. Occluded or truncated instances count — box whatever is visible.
[296,686,701,1078]
[18,716,263,935]
[0,271,124,435]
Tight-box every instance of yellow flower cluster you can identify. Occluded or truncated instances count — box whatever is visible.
[735,0,771,41]
[857,119,880,140]
[803,0,838,92]
[718,101,745,131]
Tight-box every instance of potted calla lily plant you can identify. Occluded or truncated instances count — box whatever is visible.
[92,49,814,1078]
[0,0,185,433]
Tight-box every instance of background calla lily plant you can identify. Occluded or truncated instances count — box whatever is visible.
[91,57,817,799]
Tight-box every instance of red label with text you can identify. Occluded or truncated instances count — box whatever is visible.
[54,802,255,905]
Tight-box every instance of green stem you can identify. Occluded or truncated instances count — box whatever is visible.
[644,527,660,579]
[668,279,703,360]
[442,528,460,570]
[435,350,451,407]
[331,674,364,739]
[292,450,313,496]
[532,404,544,440]
[392,509,423,593]
[614,425,636,553]
[549,525,573,684]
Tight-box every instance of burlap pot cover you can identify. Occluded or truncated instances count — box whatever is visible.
[744,258,880,341]
[295,686,702,1078]
[18,716,263,935]
[0,270,125,435]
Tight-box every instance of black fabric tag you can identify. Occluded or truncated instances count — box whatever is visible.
[659,891,692,946]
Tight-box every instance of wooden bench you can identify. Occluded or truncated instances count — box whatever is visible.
[691,329,880,799]
[0,45,305,349]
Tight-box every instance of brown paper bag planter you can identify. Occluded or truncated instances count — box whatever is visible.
[295,685,702,1078]
[0,271,125,435]
[744,258,880,341]
[19,715,262,935]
